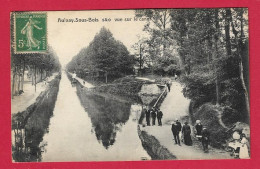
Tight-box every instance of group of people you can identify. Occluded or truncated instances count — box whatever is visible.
[171,119,210,153]
[228,131,250,159]
[171,120,193,146]
[139,107,163,126]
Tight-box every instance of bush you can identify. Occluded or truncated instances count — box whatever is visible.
[193,103,229,148]
[222,106,241,126]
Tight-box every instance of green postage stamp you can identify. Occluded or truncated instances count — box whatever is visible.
[14,12,47,53]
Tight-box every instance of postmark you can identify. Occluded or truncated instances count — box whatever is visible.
[14,12,47,53]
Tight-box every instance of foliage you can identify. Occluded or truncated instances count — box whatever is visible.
[153,57,181,76]
[168,8,249,123]
[67,27,135,82]
[134,9,179,72]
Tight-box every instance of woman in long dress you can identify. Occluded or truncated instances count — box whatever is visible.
[182,122,192,146]
[239,134,250,159]
[21,15,42,49]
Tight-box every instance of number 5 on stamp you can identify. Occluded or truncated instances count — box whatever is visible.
[14,12,47,53]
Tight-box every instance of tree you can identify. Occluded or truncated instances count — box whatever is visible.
[135,9,174,60]
[67,27,135,83]
[131,35,151,75]
[169,8,249,123]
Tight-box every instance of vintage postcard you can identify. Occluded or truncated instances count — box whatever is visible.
[10,9,250,162]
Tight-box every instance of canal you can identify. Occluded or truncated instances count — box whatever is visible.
[40,72,150,161]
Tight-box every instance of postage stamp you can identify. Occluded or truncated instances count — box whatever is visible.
[14,12,47,53]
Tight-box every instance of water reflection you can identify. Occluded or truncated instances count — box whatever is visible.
[13,73,150,162]
[12,108,52,162]
[76,90,131,149]
[12,77,59,162]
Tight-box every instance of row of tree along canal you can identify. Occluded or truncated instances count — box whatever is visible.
[12,74,61,162]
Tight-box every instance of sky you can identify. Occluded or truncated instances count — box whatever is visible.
[47,10,148,67]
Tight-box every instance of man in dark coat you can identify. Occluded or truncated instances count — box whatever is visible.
[151,108,157,126]
[182,122,192,146]
[139,108,146,125]
[157,109,163,126]
[145,109,150,126]
[176,120,182,132]
[201,127,210,153]
[166,83,171,92]
[171,121,181,145]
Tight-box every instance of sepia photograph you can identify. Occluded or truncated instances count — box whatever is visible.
[10,8,250,162]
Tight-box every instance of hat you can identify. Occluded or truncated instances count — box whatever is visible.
[196,120,201,124]
[232,131,240,140]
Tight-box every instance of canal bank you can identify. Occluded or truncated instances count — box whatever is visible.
[137,125,176,160]
[12,73,61,162]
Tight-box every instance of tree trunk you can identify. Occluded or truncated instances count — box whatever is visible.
[40,68,43,81]
[105,71,107,83]
[225,9,232,56]
[17,72,21,93]
[239,9,250,118]
[12,66,17,99]
[35,65,37,92]
[32,66,34,86]
[18,63,21,93]
[139,44,142,76]
[239,60,250,116]
[21,59,25,91]
[214,9,220,105]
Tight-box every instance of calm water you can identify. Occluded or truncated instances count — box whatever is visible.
[16,72,150,162]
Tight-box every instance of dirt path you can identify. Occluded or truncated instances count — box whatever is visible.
[142,80,231,160]
[11,73,58,114]
[160,81,190,124]
[142,125,230,160]
[69,72,94,88]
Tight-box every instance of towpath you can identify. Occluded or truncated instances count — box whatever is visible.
[141,81,231,160]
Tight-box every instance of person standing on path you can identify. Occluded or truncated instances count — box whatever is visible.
[195,120,203,140]
[171,121,181,146]
[182,122,193,146]
[201,127,210,153]
[139,107,146,125]
[166,82,171,92]
[145,109,151,126]
[151,107,157,126]
[176,120,182,141]
[239,134,250,159]
[174,74,178,80]
[156,108,163,126]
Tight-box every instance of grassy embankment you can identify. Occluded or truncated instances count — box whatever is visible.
[68,73,164,105]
